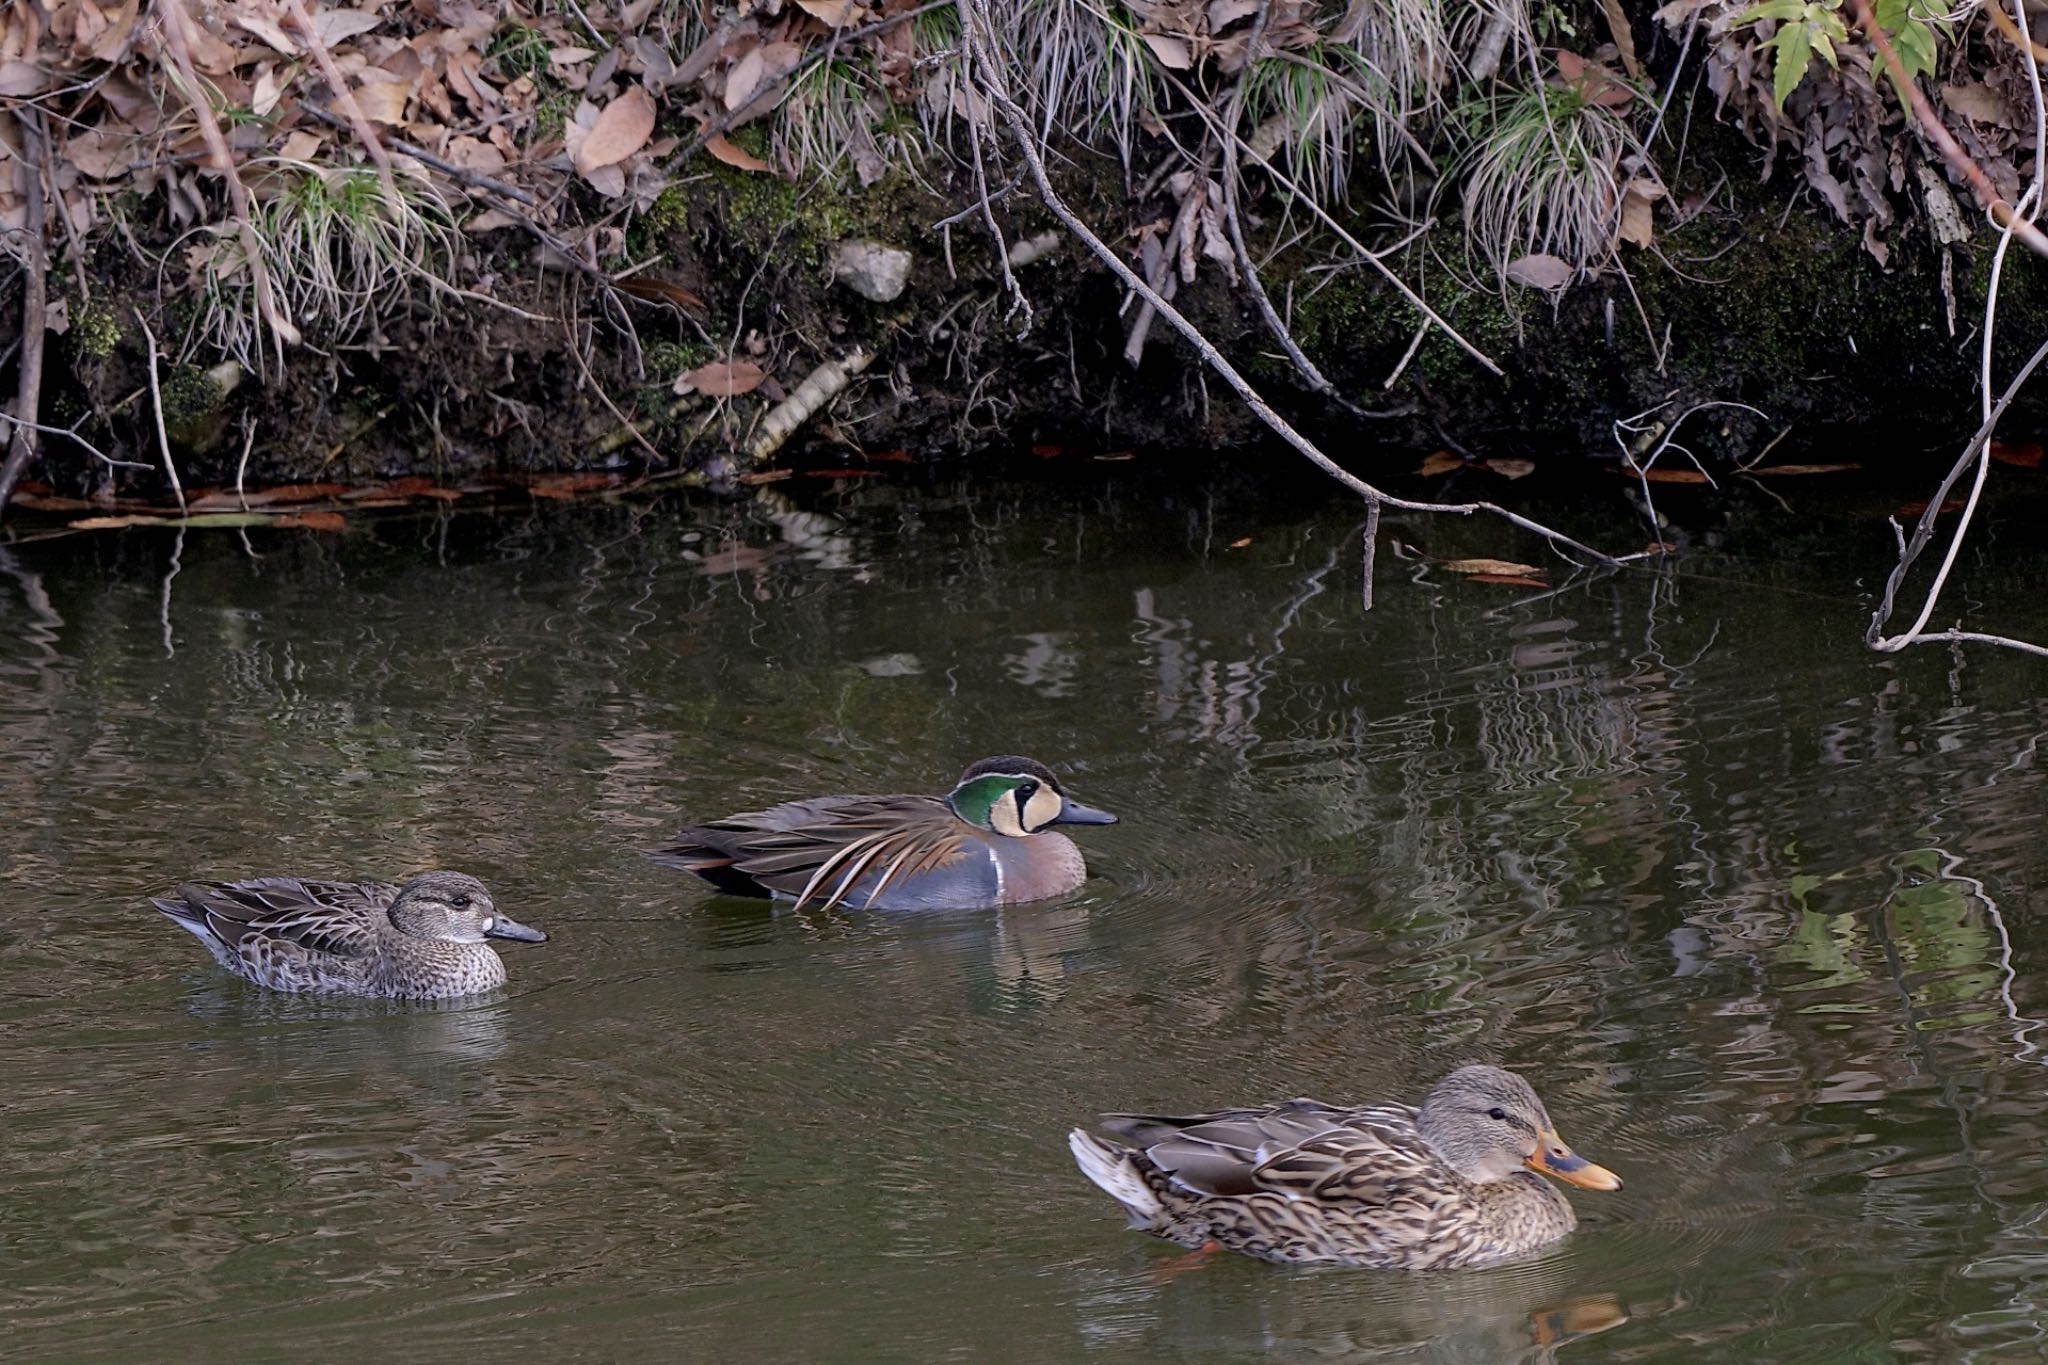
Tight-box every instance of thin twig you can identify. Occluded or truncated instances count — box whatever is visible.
[0,107,50,523]
[134,309,188,514]
[298,104,537,205]
[1361,498,1381,612]
[956,0,1617,567]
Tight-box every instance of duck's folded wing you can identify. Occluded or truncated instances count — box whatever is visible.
[1101,1099,1360,1197]
[660,796,973,908]
[176,877,387,957]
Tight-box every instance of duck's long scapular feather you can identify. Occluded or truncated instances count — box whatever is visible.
[167,876,398,958]
[653,794,971,908]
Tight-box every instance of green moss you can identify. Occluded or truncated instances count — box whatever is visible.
[72,301,122,360]
[162,364,229,454]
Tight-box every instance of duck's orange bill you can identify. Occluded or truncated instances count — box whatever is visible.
[1526,1130,1623,1191]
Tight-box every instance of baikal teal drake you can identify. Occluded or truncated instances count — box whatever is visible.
[152,870,549,999]
[649,756,1118,911]
[1069,1065,1622,1270]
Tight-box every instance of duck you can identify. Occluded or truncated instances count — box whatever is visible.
[1068,1065,1622,1270]
[151,870,549,999]
[648,755,1118,911]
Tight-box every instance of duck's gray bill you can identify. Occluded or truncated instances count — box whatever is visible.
[1054,800,1118,826]
[485,915,550,943]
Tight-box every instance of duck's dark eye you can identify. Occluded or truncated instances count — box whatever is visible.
[451,894,471,909]
[1487,1107,1507,1121]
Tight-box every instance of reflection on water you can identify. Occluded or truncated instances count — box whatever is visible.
[8,478,2048,1360]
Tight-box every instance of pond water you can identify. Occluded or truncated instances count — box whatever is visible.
[6,469,2048,1361]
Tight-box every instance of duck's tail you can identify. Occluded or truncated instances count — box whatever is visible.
[1068,1128,1162,1229]
[151,893,212,940]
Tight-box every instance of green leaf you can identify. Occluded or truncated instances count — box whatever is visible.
[1768,21,1816,109]
[1737,0,1810,21]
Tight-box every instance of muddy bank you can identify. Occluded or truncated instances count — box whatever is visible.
[27,126,2029,508]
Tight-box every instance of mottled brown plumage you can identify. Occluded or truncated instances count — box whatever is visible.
[649,756,1117,910]
[1069,1066,1622,1270]
[152,871,549,999]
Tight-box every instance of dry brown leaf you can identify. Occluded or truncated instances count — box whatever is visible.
[1991,440,2043,469]
[1943,82,2008,125]
[1228,537,1252,548]
[796,0,860,25]
[1467,573,1550,589]
[1142,33,1193,69]
[1443,557,1542,576]
[683,358,767,397]
[1484,457,1535,479]
[1745,462,1861,476]
[1626,466,1712,484]
[274,510,348,530]
[575,83,656,174]
[1505,253,1574,289]
[1418,450,1465,476]
[311,8,383,45]
[706,132,772,172]
[68,515,159,530]
[618,277,709,312]
[1618,177,1663,249]
[353,72,415,126]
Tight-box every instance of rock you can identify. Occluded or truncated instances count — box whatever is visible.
[829,239,913,303]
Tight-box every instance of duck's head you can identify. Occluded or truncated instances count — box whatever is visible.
[945,756,1119,838]
[388,871,549,945]
[1417,1065,1622,1191]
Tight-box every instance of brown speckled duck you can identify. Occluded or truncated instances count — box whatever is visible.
[152,870,548,999]
[1069,1065,1622,1270]
[649,756,1118,910]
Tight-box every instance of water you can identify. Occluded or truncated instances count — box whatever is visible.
[6,472,2048,1361]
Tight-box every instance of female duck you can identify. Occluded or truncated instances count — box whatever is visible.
[1069,1065,1622,1270]
[152,870,548,999]
[650,755,1117,911]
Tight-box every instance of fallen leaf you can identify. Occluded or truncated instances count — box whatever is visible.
[1506,253,1574,290]
[706,133,772,172]
[274,510,347,530]
[1419,450,1465,476]
[1944,82,2008,125]
[527,472,621,497]
[1991,440,2043,469]
[67,515,156,530]
[1228,537,1252,548]
[241,482,350,505]
[1142,33,1194,69]
[1443,557,1542,576]
[1466,573,1550,588]
[1745,462,1861,476]
[699,543,771,573]
[575,84,657,175]
[618,277,709,312]
[1620,466,1711,484]
[738,469,794,485]
[683,358,767,396]
[10,492,95,511]
[796,0,859,25]
[1484,457,1535,479]
[1618,177,1662,248]
[1093,451,1137,461]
